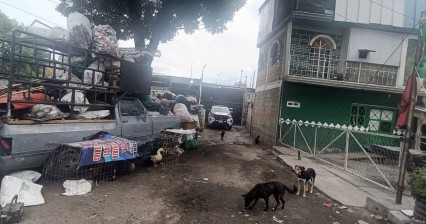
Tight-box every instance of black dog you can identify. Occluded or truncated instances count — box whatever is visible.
[254,135,260,144]
[242,181,297,212]
[294,165,316,197]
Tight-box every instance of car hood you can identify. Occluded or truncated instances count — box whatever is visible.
[212,112,231,117]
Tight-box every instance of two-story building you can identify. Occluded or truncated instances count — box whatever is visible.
[252,0,426,145]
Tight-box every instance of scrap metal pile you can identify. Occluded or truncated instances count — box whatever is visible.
[0,13,130,121]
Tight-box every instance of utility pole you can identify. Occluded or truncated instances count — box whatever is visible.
[395,11,425,204]
[252,70,256,88]
[240,70,243,84]
[199,64,206,104]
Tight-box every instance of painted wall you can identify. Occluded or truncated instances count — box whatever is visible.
[335,0,405,27]
[280,82,401,126]
[346,27,405,66]
[258,0,275,44]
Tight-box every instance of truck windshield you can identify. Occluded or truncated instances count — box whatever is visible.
[120,99,145,116]
[212,106,230,113]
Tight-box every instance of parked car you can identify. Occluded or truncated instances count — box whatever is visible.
[208,105,233,130]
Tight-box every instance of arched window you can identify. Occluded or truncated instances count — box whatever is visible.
[271,41,280,65]
[309,35,336,79]
[258,53,266,72]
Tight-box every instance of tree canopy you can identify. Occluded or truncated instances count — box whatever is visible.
[56,0,246,55]
[0,10,22,38]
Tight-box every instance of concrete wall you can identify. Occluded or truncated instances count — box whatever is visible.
[252,87,281,145]
[243,91,255,130]
[346,27,404,66]
[252,26,288,146]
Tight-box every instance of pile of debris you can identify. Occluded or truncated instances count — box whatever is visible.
[0,13,128,121]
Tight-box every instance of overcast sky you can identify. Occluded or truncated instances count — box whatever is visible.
[0,0,261,86]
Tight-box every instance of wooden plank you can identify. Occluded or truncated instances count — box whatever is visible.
[7,119,115,125]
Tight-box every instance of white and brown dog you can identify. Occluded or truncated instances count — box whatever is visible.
[294,165,316,197]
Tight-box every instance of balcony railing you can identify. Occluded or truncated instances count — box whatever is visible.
[289,60,398,87]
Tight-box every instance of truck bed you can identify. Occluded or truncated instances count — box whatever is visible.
[7,119,116,125]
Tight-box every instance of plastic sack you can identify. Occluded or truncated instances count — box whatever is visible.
[83,60,105,86]
[186,96,198,104]
[7,171,41,183]
[173,103,192,122]
[93,25,119,55]
[67,12,92,49]
[61,91,90,114]
[0,176,45,207]
[63,179,92,196]
[76,110,110,119]
[28,104,65,120]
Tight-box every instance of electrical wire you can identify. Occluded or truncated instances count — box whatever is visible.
[0,0,65,28]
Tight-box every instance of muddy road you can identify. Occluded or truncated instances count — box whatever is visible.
[22,127,383,224]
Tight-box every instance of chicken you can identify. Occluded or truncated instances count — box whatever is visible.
[129,162,136,175]
[175,146,185,155]
[220,131,225,141]
[151,148,165,167]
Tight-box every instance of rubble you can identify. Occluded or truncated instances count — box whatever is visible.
[93,25,119,55]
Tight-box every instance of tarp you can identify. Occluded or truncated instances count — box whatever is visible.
[63,134,137,166]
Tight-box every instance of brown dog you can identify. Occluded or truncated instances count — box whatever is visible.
[294,165,316,197]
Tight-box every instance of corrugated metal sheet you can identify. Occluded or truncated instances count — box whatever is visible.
[346,27,404,66]
[335,0,405,27]
[404,0,426,28]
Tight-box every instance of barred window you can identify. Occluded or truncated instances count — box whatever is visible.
[309,37,332,79]
[271,42,280,65]
[350,105,366,127]
[368,109,394,133]
[350,104,395,133]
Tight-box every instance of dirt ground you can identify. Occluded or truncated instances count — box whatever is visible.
[21,126,385,224]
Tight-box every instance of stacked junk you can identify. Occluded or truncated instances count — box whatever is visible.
[144,90,204,130]
[0,12,147,122]
[0,13,160,223]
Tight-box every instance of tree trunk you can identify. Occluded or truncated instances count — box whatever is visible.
[145,0,178,66]
[133,26,146,49]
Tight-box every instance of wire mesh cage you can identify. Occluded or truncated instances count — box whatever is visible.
[155,132,185,168]
[42,145,118,183]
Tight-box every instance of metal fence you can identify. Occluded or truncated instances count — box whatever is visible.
[279,119,402,191]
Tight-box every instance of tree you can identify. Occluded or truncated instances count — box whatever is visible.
[56,0,246,65]
[0,10,22,38]
[0,11,50,78]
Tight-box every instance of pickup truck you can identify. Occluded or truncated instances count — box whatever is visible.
[0,97,179,177]
[0,30,180,178]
